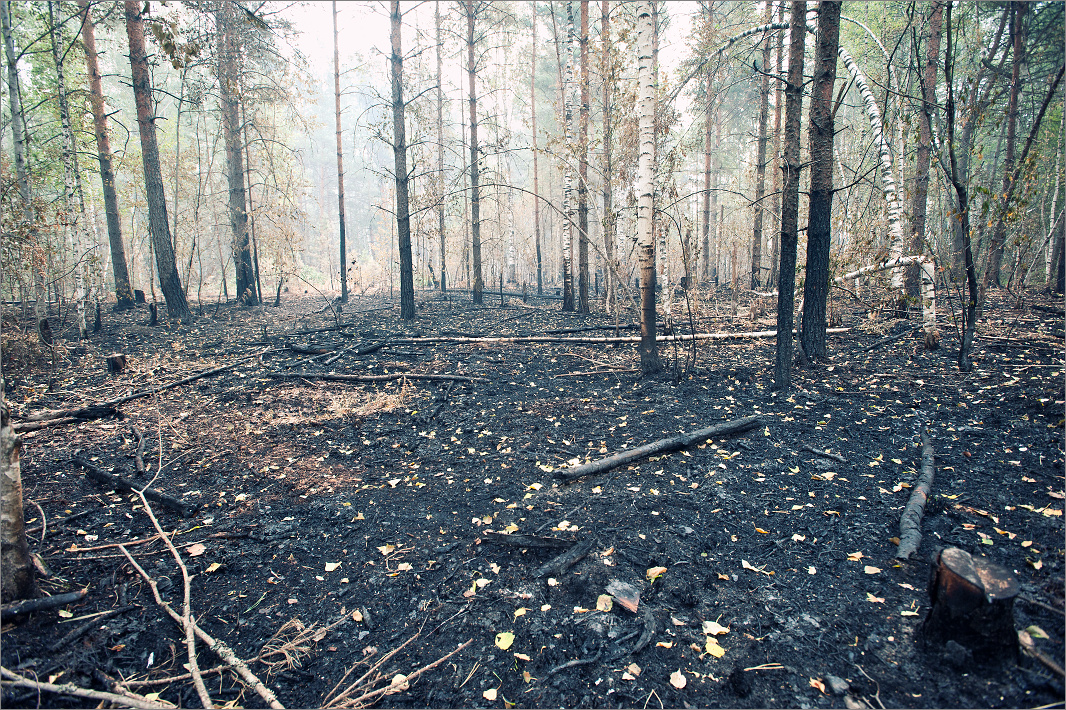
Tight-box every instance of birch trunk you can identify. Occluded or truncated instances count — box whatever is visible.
[577,0,590,313]
[464,1,484,304]
[391,0,414,319]
[436,2,447,292]
[1,401,34,602]
[635,0,660,374]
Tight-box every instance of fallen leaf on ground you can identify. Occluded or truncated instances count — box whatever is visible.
[847,551,863,561]
[627,663,642,676]
[670,669,687,689]
[325,562,341,572]
[810,678,827,694]
[514,608,528,618]
[1026,625,1049,640]
[705,638,726,658]
[495,632,515,650]
[596,594,613,612]
[385,674,409,694]
[864,566,881,575]
[351,609,363,622]
[866,593,885,603]
[702,620,729,635]
[646,566,667,582]
[514,652,531,661]
[186,543,207,557]
[376,544,395,556]
[483,688,497,701]
[205,562,221,574]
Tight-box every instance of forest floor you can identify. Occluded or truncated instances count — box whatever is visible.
[1,284,1063,710]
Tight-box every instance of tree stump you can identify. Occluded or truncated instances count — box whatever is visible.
[920,547,1019,663]
[147,303,158,326]
[134,289,146,303]
[106,353,127,374]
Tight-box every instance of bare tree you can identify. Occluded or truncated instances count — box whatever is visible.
[799,0,840,362]
[635,0,660,374]
[532,1,543,295]
[436,1,447,292]
[577,0,590,312]
[463,1,484,304]
[774,0,806,390]
[1,401,34,602]
[601,0,614,305]
[333,1,348,303]
[750,0,773,289]
[391,0,415,320]
[124,0,192,322]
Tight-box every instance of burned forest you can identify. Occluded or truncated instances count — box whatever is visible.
[1,2,1064,709]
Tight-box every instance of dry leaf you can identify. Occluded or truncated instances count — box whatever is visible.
[702,620,729,635]
[514,652,531,661]
[847,551,863,561]
[547,577,559,587]
[186,543,207,557]
[514,607,529,618]
[522,671,533,683]
[385,674,409,694]
[655,641,673,648]
[866,593,885,603]
[396,562,413,572]
[669,669,687,689]
[627,663,642,677]
[754,527,770,534]
[57,610,73,619]
[864,566,881,575]
[704,638,726,658]
[596,594,614,612]
[495,632,515,650]
[376,544,395,556]
[483,688,498,701]
[900,610,919,617]
[646,566,667,582]
[325,562,341,572]
[205,562,222,574]
[810,678,827,694]
[351,609,363,622]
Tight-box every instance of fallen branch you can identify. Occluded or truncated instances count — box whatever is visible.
[107,349,274,406]
[0,588,88,621]
[392,329,848,346]
[532,538,595,578]
[544,650,602,679]
[800,445,847,463]
[896,424,935,560]
[0,666,174,709]
[553,415,763,483]
[48,604,140,652]
[482,532,572,549]
[73,457,197,518]
[268,372,481,384]
[856,325,922,353]
[13,403,118,432]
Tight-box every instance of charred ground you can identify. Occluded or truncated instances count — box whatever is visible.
[1,287,1063,709]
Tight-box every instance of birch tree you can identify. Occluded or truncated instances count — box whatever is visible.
[635,0,660,374]
[391,0,414,320]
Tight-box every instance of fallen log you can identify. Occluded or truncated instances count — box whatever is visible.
[392,329,849,347]
[553,415,763,483]
[0,666,174,710]
[72,458,198,518]
[268,372,481,384]
[48,604,140,652]
[856,325,922,353]
[896,424,935,559]
[0,588,88,621]
[13,403,118,431]
[532,538,595,578]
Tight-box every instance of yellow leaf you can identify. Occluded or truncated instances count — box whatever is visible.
[325,562,341,572]
[810,678,827,694]
[495,632,515,650]
[864,566,881,575]
[705,638,726,658]
[755,527,770,534]
[144,693,161,702]
[670,669,687,689]
[1026,625,1050,640]
[866,593,885,603]
[646,566,667,582]
[847,551,864,561]
[57,610,73,619]
[503,523,519,534]
[596,594,613,612]
[376,544,395,556]
[206,562,222,574]
[514,607,529,619]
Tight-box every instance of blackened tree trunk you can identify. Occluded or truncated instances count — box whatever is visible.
[533,1,543,295]
[391,0,415,320]
[905,0,943,303]
[241,100,263,304]
[751,0,773,290]
[124,0,191,322]
[1,402,34,602]
[767,0,784,289]
[635,0,660,374]
[333,1,348,302]
[216,2,254,306]
[436,1,446,292]
[800,0,840,362]
[984,1,1027,291]
[774,0,806,390]
[601,0,614,306]
[464,1,483,304]
[701,2,713,284]
[78,0,134,310]
[579,0,596,311]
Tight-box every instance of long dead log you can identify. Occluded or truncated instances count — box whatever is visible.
[268,372,482,384]
[896,423,934,559]
[13,403,118,432]
[72,458,198,518]
[532,538,595,578]
[0,588,88,621]
[482,532,572,549]
[392,328,849,346]
[553,415,763,483]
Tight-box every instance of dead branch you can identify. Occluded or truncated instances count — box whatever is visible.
[553,415,763,483]
[896,424,934,560]
[268,372,482,384]
[0,666,175,709]
[258,614,351,676]
[72,457,198,517]
[132,425,146,474]
[800,445,847,463]
[13,403,118,430]
[391,328,849,346]
[532,538,596,578]
[482,532,573,549]
[0,588,88,621]
[107,350,275,406]
[119,547,285,709]
[48,604,140,652]
[856,325,922,353]
[544,650,602,678]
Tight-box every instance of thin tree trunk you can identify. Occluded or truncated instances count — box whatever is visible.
[216,2,254,306]
[241,101,263,304]
[560,2,577,312]
[636,0,660,374]
[905,0,943,305]
[984,2,1028,291]
[701,2,713,285]
[751,0,773,290]
[0,402,34,602]
[48,1,87,338]
[391,0,415,320]
[774,0,806,391]
[333,1,348,303]
[436,1,447,292]
[533,2,543,295]
[768,0,784,289]
[800,0,840,362]
[465,1,484,304]
[575,0,592,309]
[80,0,133,309]
[601,0,614,307]
[124,1,191,322]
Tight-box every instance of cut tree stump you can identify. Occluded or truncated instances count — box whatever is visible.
[920,547,1020,663]
[106,354,127,374]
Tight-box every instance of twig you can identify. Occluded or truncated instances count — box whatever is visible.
[800,444,847,463]
[124,665,228,687]
[48,605,140,652]
[268,372,482,383]
[72,457,197,517]
[132,425,146,475]
[544,650,602,679]
[28,500,46,544]
[0,666,174,709]
[325,638,471,708]
[1018,594,1066,616]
